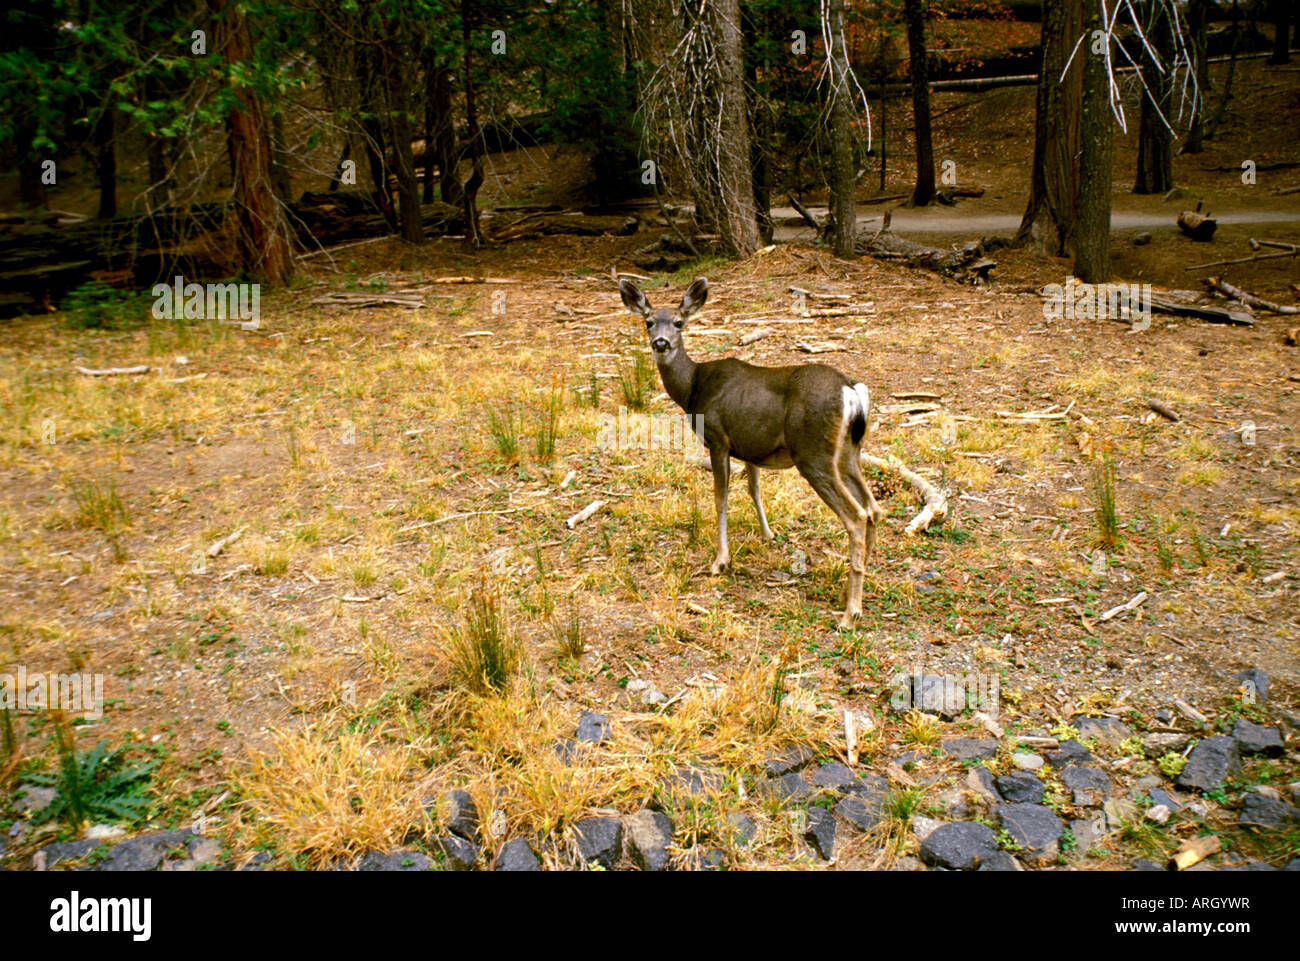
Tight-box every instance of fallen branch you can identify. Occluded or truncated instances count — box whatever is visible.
[862,453,949,535]
[1099,591,1148,622]
[1144,397,1180,422]
[206,528,245,558]
[565,499,605,529]
[75,364,150,377]
[1203,276,1300,314]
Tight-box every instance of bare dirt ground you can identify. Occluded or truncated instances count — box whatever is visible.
[1,58,1296,873]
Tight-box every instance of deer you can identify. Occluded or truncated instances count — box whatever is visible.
[618,277,884,630]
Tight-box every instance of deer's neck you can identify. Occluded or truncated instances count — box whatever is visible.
[655,344,698,412]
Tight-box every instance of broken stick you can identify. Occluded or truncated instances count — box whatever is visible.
[862,453,949,535]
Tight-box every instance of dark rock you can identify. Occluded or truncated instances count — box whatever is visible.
[809,761,856,791]
[625,809,673,872]
[1232,719,1284,757]
[1075,717,1134,748]
[1238,791,1300,830]
[763,744,815,776]
[1132,231,1152,246]
[727,812,757,846]
[689,848,728,871]
[1231,668,1269,703]
[996,804,1064,863]
[1046,739,1094,768]
[96,830,194,872]
[976,850,1023,871]
[1059,766,1112,807]
[844,773,890,801]
[995,772,1045,804]
[919,821,999,871]
[433,835,479,871]
[835,795,883,832]
[803,806,836,860]
[494,838,541,871]
[431,789,480,840]
[758,771,813,804]
[896,751,924,766]
[1177,736,1240,792]
[234,851,272,872]
[1285,859,1300,872]
[357,850,431,871]
[967,766,1002,802]
[555,739,579,763]
[1219,859,1277,872]
[1134,858,1166,872]
[1153,708,1176,726]
[659,766,725,804]
[1149,788,1183,811]
[35,838,102,869]
[941,738,999,761]
[575,711,611,744]
[573,817,622,869]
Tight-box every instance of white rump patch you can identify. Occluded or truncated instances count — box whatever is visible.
[842,383,871,422]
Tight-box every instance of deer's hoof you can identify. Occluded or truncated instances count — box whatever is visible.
[837,608,862,631]
[710,558,730,575]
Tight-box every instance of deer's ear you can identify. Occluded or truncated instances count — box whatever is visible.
[619,279,650,317]
[680,277,708,318]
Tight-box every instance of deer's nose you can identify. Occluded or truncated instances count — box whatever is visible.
[651,337,671,352]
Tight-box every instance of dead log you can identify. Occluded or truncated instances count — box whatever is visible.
[854,225,995,284]
[1148,296,1253,326]
[1203,276,1300,314]
[1177,203,1217,241]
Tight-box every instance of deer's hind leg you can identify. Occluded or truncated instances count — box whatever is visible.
[746,464,775,542]
[794,456,869,630]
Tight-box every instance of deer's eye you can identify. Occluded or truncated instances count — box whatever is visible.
[645,320,652,329]
[673,320,684,329]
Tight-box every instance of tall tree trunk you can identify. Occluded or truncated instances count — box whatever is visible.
[1014,0,1083,255]
[1208,1,1242,140]
[383,41,424,244]
[461,0,484,247]
[904,0,935,206]
[828,0,856,256]
[1269,1,1290,64]
[93,106,117,220]
[705,0,761,256]
[212,0,294,283]
[361,115,397,229]
[430,65,462,208]
[1183,0,1209,154]
[1134,1,1173,194]
[746,3,773,244]
[1075,0,1112,282]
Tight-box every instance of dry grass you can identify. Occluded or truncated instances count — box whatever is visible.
[1,230,1296,871]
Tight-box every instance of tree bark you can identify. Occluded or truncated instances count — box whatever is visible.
[461,0,484,247]
[828,0,857,256]
[93,106,116,220]
[1134,0,1173,194]
[1269,0,1290,65]
[212,0,294,283]
[1183,0,1209,153]
[904,0,936,206]
[1014,0,1083,255]
[705,0,762,256]
[382,39,423,244]
[1075,0,1112,282]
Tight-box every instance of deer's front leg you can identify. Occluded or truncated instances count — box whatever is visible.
[709,448,731,574]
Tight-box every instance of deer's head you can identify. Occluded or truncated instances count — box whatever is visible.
[619,277,708,363]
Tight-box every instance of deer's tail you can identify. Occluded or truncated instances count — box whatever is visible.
[843,383,870,446]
